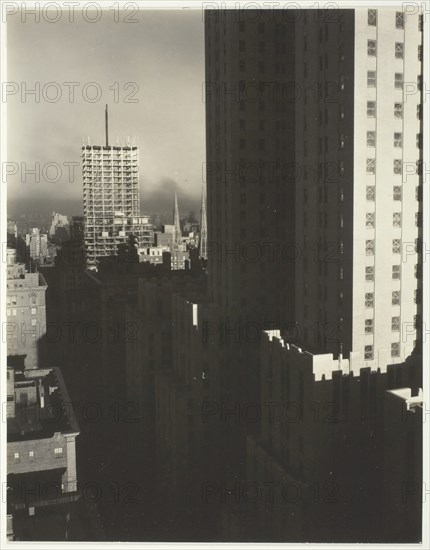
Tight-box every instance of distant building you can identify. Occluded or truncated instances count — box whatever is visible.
[147,195,191,270]
[6,250,47,369]
[138,246,165,265]
[49,212,70,242]
[25,228,48,265]
[8,220,18,238]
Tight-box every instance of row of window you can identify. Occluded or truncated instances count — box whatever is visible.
[6,311,38,323]
[367,40,415,60]
[365,263,419,281]
[366,132,406,149]
[6,296,38,306]
[14,448,63,462]
[365,343,400,360]
[368,10,422,31]
[365,98,422,128]
[365,264,420,282]
[366,159,421,176]
[364,317,403,334]
[366,239,417,255]
[365,212,402,228]
[365,291,401,308]
[366,72,420,95]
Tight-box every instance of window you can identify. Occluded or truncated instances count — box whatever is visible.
[366,240,375,255]
[393,186,402,200]
[239,59,246,72]
[365,293,374,308]
[31,318,37,326]
[368,9,377,26]
[393,212,401,227]
[418,45,422,61]
[393,160,402,174]
[365,319,374,334]
[365,266,374,281]
[392,265,400,280]
[392,317,400,331]
[417,104,422,120]
[392,291,400,305]
[367,131,376,147]
[54,447,63,458]
[395,12,404,29]
[366,212,375,228]
[365,345,373,360]
[416,186,422,201]
[394,103,403,118]
[395,42,404,58]
[417,133,422,149]
[29,451,35,460]
[392,239,401,254]
[395,73,403,89]
[367,101,376,117]
[368,40,377,56]
[394,132,403,148]
[391,342,400,357]
[239,40,245,52]
[416,212,422,227]
[31,307,37,315]
[366,158,376,174]
[366,186,375,201]
[416,160,422,176]
[367,71,376,87]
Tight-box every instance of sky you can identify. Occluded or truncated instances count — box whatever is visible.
[6,8,206,220]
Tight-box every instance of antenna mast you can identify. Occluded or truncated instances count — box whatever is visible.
[105,104,109,147]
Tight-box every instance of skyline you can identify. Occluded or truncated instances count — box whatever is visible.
[6,9,205,217]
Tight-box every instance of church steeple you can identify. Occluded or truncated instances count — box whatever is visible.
[199,186,207,260]
[173,187,182,244]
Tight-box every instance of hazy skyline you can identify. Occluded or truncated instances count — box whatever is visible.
[6,8,205,218]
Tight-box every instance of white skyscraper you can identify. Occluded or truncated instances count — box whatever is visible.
[82,106,153,268]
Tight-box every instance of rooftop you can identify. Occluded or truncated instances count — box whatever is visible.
[7,367,79,443]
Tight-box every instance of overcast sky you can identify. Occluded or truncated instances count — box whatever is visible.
[6,8,205,219]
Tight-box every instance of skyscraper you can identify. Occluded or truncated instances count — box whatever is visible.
[82,106,152,268]
[291,8,422,370]
[205,10,296,326]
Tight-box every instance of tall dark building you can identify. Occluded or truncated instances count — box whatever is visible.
[205,10,296,327]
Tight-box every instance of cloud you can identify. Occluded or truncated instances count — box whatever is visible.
[6,9,205,218]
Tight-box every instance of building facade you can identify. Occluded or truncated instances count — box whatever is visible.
[293,8,422,368]
[6,249,47,369]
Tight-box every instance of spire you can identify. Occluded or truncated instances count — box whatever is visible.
[173,187,182,244]
[199,186,207,260]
